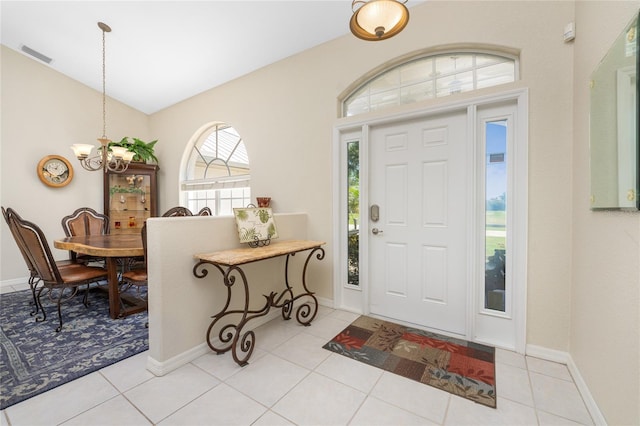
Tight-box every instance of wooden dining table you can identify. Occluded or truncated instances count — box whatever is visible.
[54,234,145,319]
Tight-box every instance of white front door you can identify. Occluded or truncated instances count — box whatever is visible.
[369,110,470,335]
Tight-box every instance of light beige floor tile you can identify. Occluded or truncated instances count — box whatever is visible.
[5,372,119,426]
[495,348,527,369]
[315,305,335,319]
[252,410,295,426]
[272,372,366,425]
[496,362,534,406]
[158,383,266,425]
[61,395,152,425]
[527,356,573,381]
[350,396,438,425]
[530,372,593,425]
[271,331,332,369]
[251,318,305,351]
[315,353,383,393]
[123,363,219,424]
[303,315,352,340]
[445,396,538,425]
[99,350,154,392]
[1,282,30,294]
[326,309,360,323]
[225,353,309,407]
[370,372,450,424]
[191,347,268,381]
[537,410,590,425]
[2,308,599,426]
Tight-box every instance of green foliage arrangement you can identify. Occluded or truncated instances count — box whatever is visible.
[109,137,158,163]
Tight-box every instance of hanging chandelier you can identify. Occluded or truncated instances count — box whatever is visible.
[350,0,410,41]
[71,22,133,173]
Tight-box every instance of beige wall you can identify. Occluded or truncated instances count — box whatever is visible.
[146,213,313,365]
[0,46,150,280]
[1,1,638,423]
[151,0,575,349]
[572,2,640,425]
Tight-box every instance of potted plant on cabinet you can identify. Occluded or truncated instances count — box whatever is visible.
[109,137,158,164]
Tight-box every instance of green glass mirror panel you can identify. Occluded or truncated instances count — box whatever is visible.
[590,11,639,210]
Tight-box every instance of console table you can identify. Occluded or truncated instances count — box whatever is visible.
[193,239,325,366]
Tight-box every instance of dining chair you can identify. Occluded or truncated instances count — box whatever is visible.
[3,207,42,315]
[8,209,108,332]
[120,223,148,321]
[2,207,77,317]
[61,207,109,264]
[162,206,193,217]
[197,207,212,216]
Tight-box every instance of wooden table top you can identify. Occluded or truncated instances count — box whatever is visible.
[194,239,325,266]
[54,234,144,257]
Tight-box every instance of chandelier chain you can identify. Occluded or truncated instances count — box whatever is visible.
[102,27,107,139]
[70,21,130,174]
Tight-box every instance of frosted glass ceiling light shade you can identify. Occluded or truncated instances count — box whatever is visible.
[350,0,409,41]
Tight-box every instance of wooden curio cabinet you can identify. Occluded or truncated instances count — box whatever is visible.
[103,163,159,234]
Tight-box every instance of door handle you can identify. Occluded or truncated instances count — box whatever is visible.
[372,228,384,235]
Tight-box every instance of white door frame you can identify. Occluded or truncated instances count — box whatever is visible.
[332,88,528,353]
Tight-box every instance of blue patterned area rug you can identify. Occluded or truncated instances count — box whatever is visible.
[0,287,148,409]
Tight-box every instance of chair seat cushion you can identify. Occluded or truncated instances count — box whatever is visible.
[122,269,147,284]
[58,265,107,283]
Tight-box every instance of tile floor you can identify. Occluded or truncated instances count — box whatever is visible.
[1,283,594,426]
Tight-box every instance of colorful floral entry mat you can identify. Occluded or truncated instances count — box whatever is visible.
[323,315,496,408]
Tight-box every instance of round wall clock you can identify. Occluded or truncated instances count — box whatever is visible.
[37,155,74,187]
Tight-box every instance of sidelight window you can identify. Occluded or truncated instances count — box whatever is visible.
[484,120,507,312]
[347,141,360,286]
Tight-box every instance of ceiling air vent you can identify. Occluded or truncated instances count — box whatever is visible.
[20,45,53,64]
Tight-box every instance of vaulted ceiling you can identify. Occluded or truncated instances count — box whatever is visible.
[1,1,368,114]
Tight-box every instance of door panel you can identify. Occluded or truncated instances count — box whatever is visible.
[369,111,468,335]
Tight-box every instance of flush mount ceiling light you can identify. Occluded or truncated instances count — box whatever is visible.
[350,0,409,41]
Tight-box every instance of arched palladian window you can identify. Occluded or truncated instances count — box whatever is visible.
[343,51,517,117]
[181,123,251,215]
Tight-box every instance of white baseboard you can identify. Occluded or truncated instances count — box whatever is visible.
[316,295,333,309]
[526,344,606,426]
[146,342,210,376]
[146,297,335,377]
[0,277,30,291]
[565,356,607,426]
[146,308,285,376]
[526,344,570,363]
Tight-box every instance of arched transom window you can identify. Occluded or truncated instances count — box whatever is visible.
[181,123,251,215]
[343,52,517,117]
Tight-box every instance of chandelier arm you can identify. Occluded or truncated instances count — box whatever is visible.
[80,156,104,172]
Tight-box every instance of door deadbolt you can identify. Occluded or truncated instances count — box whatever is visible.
[370,204,380,222]
[372,228,383,235]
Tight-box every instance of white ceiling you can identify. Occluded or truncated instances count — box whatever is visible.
[1,1,368,114]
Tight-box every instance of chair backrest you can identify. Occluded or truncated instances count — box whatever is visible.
[7,209,62,284]
[141,222,148,268]
[61,207,109,237]
[2,207,39,278]
[162,206,193,217]
[197,207,212,216]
